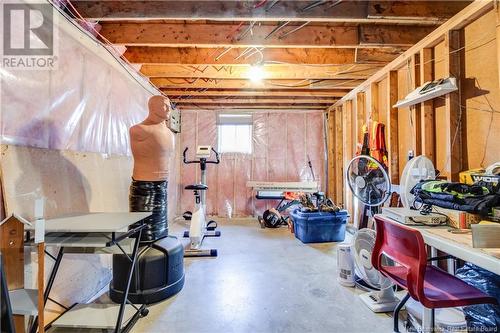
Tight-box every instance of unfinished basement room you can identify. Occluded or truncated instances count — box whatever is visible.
[1,1,500,332]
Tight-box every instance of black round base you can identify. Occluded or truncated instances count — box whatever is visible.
[110,236,185,305]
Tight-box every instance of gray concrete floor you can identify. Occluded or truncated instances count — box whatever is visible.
[130,218,393,333]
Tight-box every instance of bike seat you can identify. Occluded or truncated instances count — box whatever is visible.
[185,184,208,191]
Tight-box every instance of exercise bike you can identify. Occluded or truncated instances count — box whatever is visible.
[182,146,221,257]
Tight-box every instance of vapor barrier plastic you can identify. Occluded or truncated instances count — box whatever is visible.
[0,4,155,156]
[179,110,326,218]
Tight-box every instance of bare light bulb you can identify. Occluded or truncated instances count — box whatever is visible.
[248,65,265,83]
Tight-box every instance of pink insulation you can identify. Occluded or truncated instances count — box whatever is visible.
[179,110,326,218]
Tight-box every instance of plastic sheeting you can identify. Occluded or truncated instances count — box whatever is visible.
[0,5,152,156]
[179,110,326,218]
[456,263,500,331]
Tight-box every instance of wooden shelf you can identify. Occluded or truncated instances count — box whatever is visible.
[51,304,137,330]
[9,289,38,316]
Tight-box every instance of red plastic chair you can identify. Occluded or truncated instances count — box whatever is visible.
[372,215,498,332]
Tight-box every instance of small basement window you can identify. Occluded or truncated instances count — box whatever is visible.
[217,113,253,154]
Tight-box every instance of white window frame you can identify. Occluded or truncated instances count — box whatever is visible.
[216,113,253,154]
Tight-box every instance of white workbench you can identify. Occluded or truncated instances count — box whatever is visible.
[25,212,151,333]
[398,223,500,331]
[415,226,500,275]
[26,212,151,233]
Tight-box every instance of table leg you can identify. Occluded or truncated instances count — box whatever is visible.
[447,257,455,274]
[38,243,45,333]
[424,246,438,332]
[430,247,438,267]
[115,229,143,333]
[422,307,434,333]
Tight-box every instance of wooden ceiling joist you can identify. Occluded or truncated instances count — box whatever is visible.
[82,1,471,111]
[140,64,382,80]
[73,1,470,24]
[171,97,338,105]
[151,78,364,90]
[125,47,404,65]
[177,104,326,110]
[99,22,434,48]
[161,89,350,98]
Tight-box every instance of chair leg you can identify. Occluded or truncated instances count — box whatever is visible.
[393,292,410,333]
[431,308,436,333]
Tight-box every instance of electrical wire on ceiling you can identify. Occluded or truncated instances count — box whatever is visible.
[278,21,311,39]
[236,21,257,41]
[265,0,281,11]
[254,0,268,9]
[215,47,233,61]
[267,77,361,88]
[264,21,290,40]
[301,0,330,12]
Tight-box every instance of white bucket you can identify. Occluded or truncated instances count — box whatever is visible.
[337,242,355,287]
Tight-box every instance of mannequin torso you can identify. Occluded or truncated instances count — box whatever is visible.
[130,96,174,181]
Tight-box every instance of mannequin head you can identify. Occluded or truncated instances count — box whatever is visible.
[146,95,170,124]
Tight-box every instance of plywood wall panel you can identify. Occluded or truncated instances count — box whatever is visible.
[463,11,500,169]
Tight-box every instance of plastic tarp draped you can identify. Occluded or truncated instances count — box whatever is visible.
[179,110,326,218]
[0,14,150,155]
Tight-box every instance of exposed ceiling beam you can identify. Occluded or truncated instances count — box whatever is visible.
[99,22,434,48]
[162,89,350,98]
[151,78,364,89]
[141,64,382,80]
[73,1,469,24]
[177,104,326,110]
[124,47,404,65]
[171,97,338,104]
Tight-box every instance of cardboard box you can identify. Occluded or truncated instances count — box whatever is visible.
[460,169,500,186]
[433,207,482,229]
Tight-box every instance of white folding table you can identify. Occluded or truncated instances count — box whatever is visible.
[405,224,500,331]
[25,212,151,333]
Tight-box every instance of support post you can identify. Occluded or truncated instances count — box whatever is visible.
[343,100,354,214]
[387,71,399,184]
[411,53,422,156]
[369,82,379,122]
[420,48,436,164]
[335,107,344,206]
[444,30,464,181]
[326,109,336,200]
[355,92,366,152]
[496,1,500,88]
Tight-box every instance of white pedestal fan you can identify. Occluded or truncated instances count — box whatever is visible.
[346,155,399,313]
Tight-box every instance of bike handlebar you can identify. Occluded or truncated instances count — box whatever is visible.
[183,147,220,164]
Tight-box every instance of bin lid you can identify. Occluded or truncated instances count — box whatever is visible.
[291,208,349,218]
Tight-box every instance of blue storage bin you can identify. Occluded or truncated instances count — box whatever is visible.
[290,209,349,243]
